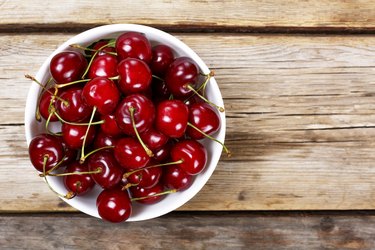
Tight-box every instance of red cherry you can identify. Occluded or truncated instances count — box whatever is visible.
[150,45,174,76]
[140,127,168,151]
[55,87,92,122]
[88,151,123,189]
[115,32,152,63]
[82,77,120,115]
[163,165,193,191]
[153,141,173,163]
[63,161,96,196]
[170,140,207,175]
[151,78,170,104]
[114,137,150,170]
[100,114,122,136]
[50,51,87,84]
[88,54,118,79]
[115,94,155,136]
[127,161,162,189]
[164,57,199,98]
[117,58,152,95]
[186,103,220,140]
[29,133,64,172]
[93,130,117,149]
[62,123,96,149]
[130,183,164,204]
[39,88,58,121]
[97,188,132,223]
[155,100,188,138]
[57,136,77,165]
[88,40,115,56]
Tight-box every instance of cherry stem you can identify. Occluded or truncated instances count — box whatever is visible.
[39,155,67,177]
[69,44,117,56]
[35,77,54,122]
[121,182,139,191]
[185,85,224,112]
[54,111,104,126]
[152,74,164,82]
[188,122,231,157]
[79,146,115,163]
[81,42,116,79]
[80,106,96,163]
[123,159,183,179]
[128,106,154,157]
[42,155,75,199]
[56,78,91,89]
[45,109,62,137]
[131,189,177,201]
[45,167,102,177]
[185,71,214,102]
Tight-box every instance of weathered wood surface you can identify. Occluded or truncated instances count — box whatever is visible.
[1,0,375,31]
[1,212,375,250]
[1,33,375,211]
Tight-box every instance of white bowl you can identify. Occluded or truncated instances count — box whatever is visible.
[25,24,226,221]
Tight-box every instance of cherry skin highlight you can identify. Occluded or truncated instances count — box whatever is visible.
[50,51,87,84]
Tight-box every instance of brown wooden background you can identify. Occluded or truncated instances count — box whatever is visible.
[1,0,375,249]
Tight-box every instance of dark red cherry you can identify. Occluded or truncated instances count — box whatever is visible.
[50,51,87,84]
[130,183,164,204]
[114,137,150,170]
[127,161,162,189]
[100,114,122,137]
[155,100,188,138]
[117,58,152,95]
[97,188,132,223]
[163,165,193,191]
[115,94,155,136]
[88,54,118,79]
[186,103,220,140]
[140,127,168,151]
[29,133,64,172]
[82,77,120,115]
[55,87,92,122]
[151,78,170,103]
[170,140,207,175]
[115,32,152,64]
[88,40,115,56]
[88,151,123,189]
[62,123,96,149]
[153,141,172,163]
[93,130,117,149]
[57,136,77,165]
[150,45,174,76]
[39,88,58,121]
[63,161,95,196]
[164,57,199,98]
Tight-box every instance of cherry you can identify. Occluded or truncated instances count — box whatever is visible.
[29,133,64,172]
[164,57,199,98]
[153,141,173,163]
[151,78,170,104]
[140,127,168,151]
[155,100,188,138]
[163,165,193,191]
[55,87,92,122]
[88,54,118,79]
[115,32,152,64]
[100,114,122,136]
[39,88,58,121]
[114,137,150,170]
[150,45,174,76]
[62,123,96,149]
[130,183,165,204]
[88,151,123,189]
[186,103,220,140]
[82,77,120,115]
[97,188,132,223]
[115,94,155,136]
[117,58,152,95]
[127,161,162,189]
[50,51,88,84]
[93,130,117,149]
[170,140,207,175]
[63,161,96,196]
[57,136,77,165]
[87,40,115,56]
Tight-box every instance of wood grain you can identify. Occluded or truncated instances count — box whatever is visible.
[1,33,375,211]
[1,0,375,31]
[1,212,375,250]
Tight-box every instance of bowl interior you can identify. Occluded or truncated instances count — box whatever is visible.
[25,24,226,221]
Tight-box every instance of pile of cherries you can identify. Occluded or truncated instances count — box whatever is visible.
[27,31,229,223]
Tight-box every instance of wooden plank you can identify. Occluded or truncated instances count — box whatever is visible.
[1,212,375,249]
[2,33,375,211]
[1,1,375,31]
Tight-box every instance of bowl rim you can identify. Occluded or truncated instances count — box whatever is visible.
[25,24,226,222]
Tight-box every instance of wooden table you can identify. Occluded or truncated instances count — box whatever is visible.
[2,1,375,249]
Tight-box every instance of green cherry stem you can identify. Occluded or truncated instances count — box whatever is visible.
[129,106,154,157]
[81,42,116,79]
[187,122,231,157]
[185,71,214,102]
[46,167,102,177]
[123,159,184,179]
[131,189,177,201]
[79,106,97,163]
[152,74,164,82]
[185,85,224,112]
[53,111,104,126]
[35,77,54,122]
[69,44,117,56]
[79,146,115,164]
[56,78,91,89]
